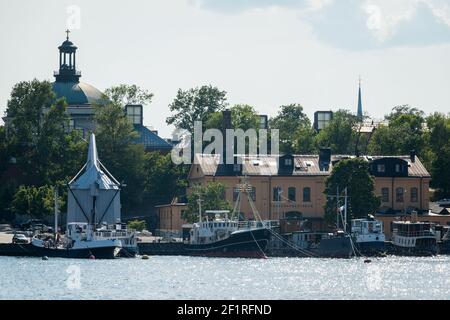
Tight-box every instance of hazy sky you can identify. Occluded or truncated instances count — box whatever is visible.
[1,0,449,137]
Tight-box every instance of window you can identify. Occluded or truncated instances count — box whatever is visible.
[273,187,282,202]
[285,158,293,166]
[126,105,142,125]
[377,164,386,173]
[303,187,311,203]
[395,164,402,173]
[288,187,296,202]
[317,112,332,130]
[411,187,418,202]
[396,187,405,203]
[233,164,241,172]
[381,188,389,203]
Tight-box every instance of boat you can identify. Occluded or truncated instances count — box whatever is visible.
[185,180,272,258]
[66,133,138,257]
[95,222,138,257]
[351,215,386,256]
[31,223,121,259]
[391,221,438,256]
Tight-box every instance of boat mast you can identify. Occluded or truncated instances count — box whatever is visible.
[54,186,59,241]
[197,196,203,223]
[344,187,348,233]
[336,186,340,230]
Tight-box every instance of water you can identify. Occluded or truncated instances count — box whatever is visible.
[0,255,449,300]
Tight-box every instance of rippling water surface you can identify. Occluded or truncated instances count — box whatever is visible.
[1,255,449,300]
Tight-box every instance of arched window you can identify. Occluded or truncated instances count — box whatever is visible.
[303,187,311,203]
[411,187,418,203]
[288,187,296,202]
[396,187,404,203]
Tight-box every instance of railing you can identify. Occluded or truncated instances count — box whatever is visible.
[238,220,279,230]
[393,230,436,237]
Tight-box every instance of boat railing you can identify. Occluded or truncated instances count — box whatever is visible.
[238,220,278,230]
[394,230,436,237]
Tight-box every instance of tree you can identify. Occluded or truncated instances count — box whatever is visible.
[166,85,228,134]
[94,102,147,214]
[103,84,153,106]
[127,219,147,232]
[142,152,188,207]
[324,158,380,227]
[315,110,358,154]
[269,104,311,153]
[293,126,318,154]
[205,104,260,132]
[11,185,57,219]
[183,182,232,223]
[427,113,450,198]
[368,105,426,158]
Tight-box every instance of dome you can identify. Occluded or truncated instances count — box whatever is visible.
[52,81,106,106]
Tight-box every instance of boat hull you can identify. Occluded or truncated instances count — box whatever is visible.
[356,241,386,256]
[186,228,271,259]
[315,236,354,258]
[391,237,438,256]
[32,245,118,259]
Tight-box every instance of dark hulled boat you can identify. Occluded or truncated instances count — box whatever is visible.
[186,223,271,258]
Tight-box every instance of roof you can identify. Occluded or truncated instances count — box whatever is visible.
[52,81,105,106]
[192,154,430,178]
[134,125,172,151]
[69,133,120,190]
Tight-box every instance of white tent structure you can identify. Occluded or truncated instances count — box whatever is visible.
[67,133,121,226]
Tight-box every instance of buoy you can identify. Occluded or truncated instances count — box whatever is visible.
[141,255,149,260]
[42,256,49,261]
[364,259,372,263]
[89,255,96,260]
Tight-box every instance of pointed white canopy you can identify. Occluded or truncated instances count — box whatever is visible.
[67,133,121,225]
[70,133,119,190]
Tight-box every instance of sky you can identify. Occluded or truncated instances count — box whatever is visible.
[0,0,449,138]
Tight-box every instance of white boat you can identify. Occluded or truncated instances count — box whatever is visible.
[31,223,121,259]
[392,221,438,256]
[351,215,386,255]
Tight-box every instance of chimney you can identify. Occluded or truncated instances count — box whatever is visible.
[222,109,232,165]
[319,147,331,171]
[410,149,416,163]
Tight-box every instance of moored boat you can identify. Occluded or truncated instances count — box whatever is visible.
[391,221,438,256]
[351,215,386,256]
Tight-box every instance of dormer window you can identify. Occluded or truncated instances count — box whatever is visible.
[395,164,402,173]
[285,159,293,166]
[233,164,241,172]
[377,164,386,173]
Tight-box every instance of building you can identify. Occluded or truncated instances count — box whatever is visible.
[313,111,333,131]
[4,31,171,153]
[155,198,187,237]
[187,150,430,226]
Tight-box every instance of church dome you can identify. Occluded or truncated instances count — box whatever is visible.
[52,81,106,106]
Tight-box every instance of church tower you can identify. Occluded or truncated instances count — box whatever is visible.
[54,29,81,83]
[357,77,363,120]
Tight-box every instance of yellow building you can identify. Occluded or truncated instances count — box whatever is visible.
[157,150,431,234]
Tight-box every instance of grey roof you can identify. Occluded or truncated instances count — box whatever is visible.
[69,133,120,190]
[134,125,172,151]
[52,81,105,106]
[193,154,430,178]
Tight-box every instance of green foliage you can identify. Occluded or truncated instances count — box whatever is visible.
[315,110,358,154]
[166,85,228,133]
[183,182,232,223]
[324,158,381,227]
[269,104,311,153]
[103,84,154,106]
[368,105,426,157]
[127,219,147,232]
[11,185,61,219]
[94,102,146,213]
[206,104,260,132]
[142,152,188,207]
